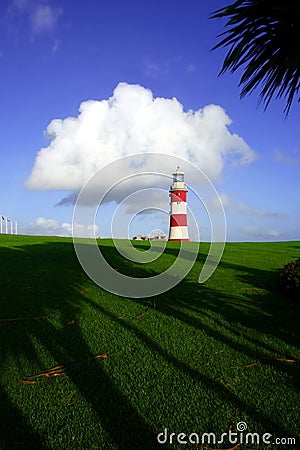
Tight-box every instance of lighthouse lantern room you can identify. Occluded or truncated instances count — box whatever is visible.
[168,166,189,241]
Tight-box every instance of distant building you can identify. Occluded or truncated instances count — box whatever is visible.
[132,235,149,241]
[149,235,167,241]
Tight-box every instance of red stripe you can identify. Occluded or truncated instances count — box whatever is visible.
[171,191,187,202]
[170,214,187,227]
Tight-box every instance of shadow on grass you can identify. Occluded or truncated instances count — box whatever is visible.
[159,242,300,346]
[82,292,299,441]
[157,244,300,383]
[0,239,159,450]
[0,388,48,450]
[157,280,300,387]
[0,237,299,448]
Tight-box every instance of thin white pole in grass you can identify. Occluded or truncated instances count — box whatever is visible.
[0,216,2,234]
[10,219,13,234]
[5,217,8,234]
[15,221,18,235]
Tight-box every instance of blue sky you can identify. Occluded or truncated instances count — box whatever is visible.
[0,0,299,241]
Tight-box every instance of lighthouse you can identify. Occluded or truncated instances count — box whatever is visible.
[168,166,189,241]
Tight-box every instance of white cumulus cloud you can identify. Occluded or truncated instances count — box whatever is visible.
[25,82,256,205]
[22,217,98,237]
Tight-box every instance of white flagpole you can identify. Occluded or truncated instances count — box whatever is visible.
[15,221,18,235]
[5,217,8,234]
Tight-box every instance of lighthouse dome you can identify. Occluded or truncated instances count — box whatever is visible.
[170,166,187,191]
[173,166,184,183]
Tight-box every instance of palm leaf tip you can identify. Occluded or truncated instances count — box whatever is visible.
[211,0,300,114]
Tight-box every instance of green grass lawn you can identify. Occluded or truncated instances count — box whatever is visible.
[0,235,299,449]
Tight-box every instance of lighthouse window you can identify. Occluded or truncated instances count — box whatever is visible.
[173,173,184,183]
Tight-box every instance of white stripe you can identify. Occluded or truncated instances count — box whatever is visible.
[170,201,187,215]
[169,226,189,240]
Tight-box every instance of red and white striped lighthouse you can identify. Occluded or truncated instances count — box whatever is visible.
[168,166,189,241]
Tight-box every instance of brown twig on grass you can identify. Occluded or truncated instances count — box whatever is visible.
[230,362,261,369]
[260,356,299,364]
[17,353,114,384]
[0,316,48,322]
[230,356,299,369]
[134,307,151,320]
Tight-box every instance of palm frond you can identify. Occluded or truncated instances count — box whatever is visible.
[211,0,300,114]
